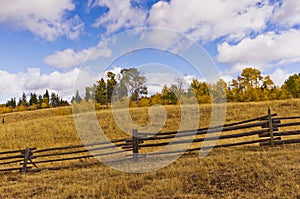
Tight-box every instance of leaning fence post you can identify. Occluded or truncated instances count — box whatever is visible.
[22,147,30,174]
[132,129,139,161]
[268,107,274,147]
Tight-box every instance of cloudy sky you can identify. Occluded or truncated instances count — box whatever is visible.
[0,0,299,103]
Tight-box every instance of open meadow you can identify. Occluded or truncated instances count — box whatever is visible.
[0,99,299,198]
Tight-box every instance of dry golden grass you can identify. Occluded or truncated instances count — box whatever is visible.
[0,146,299,199]
[0,99,299,198]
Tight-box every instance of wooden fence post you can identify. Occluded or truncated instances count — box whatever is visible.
[22,147,30,174]
[268,107,274,147]
[132,129,139,161]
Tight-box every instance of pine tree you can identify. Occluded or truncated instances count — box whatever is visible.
[38,95,43,108]
[72,90,82,103]
[6,98,16,108]
[50,92,59,107]
[43,90,50,106]
[94,78,107,105]
[29,93,38,105]
[106,72,117,103]
[21,93,28,106]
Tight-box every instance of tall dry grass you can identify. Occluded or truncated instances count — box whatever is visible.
[0,100,299,198]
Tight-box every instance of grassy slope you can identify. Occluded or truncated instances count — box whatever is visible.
[0,100,299,198]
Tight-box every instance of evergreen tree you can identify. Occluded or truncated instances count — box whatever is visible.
[43,90,50,106]
[72,90,82,103]
[6,98,16,108]
[38,95,43,107]
[106,72,117,103]
[29,93,38,105]
[22,93,28,105]
[50,92,60,107]
[94,78,107,105]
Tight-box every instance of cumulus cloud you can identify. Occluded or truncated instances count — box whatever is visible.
[0,70,21,103]
[217,29,300,66]
[272,0,300,27]
[220,73,234,85]
[86,0,275,42]
[209,1,300,86]
[148,0,274,42]
[0,0,84,41]
[90,0,147,35]
[144,72,179,95]
[0,68,80,103]
[269,68,291,86]
[44,45,112,69]
[136,64,196,95]
[8,0,299,100]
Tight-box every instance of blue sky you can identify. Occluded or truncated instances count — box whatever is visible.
[0,0,300,103]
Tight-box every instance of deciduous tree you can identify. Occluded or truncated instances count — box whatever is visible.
[119,68,147,105]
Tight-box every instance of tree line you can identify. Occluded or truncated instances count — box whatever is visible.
[72,68,148,108]
[72,67,300,108]
[1,67,299,113]
[1,90,69,113]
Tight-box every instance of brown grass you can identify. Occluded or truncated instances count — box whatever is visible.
[0,99,299,198]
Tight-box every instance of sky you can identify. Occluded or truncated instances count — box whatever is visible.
[0,0,300,103]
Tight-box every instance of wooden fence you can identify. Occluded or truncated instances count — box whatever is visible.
[1,108,300,173]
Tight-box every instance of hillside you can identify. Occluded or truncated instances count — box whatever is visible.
[0,99,299,198]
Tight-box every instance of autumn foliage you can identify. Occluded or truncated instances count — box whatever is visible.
[2,67,300,113]
[76,67,300,109]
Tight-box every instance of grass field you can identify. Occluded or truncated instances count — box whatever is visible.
[0,99,299,198]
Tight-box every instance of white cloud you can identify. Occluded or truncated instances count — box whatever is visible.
[145,74,196,95]
[0,68,80,103]
[44,45,112,69]
[144,72,179,95]
[272,0,300,27]
[91,0,147,35]
[217,29,300,66]
[269,68,291,86]
[148,0,274,42]
[0,70,21,103]
[142,71,195,95]
[0,0,84,41]
[220,74,234,85]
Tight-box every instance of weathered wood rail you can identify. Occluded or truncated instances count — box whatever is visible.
[0,108,299,173]
[126,107,300,160]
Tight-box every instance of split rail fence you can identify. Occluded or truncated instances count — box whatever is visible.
[1,108,300,173]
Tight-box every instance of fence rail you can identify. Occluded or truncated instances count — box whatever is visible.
[0,108,299,173]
